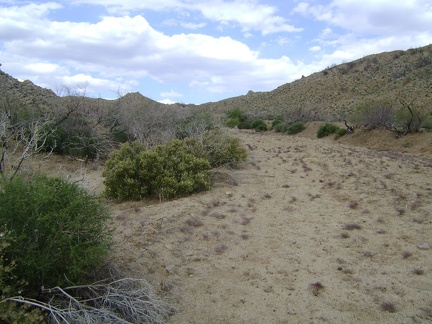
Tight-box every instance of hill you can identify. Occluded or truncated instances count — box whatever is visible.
[1,44,431,121]
[198,44,432,119]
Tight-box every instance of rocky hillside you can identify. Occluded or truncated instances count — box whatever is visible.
[198,44,432,119]
[1,44,431,119]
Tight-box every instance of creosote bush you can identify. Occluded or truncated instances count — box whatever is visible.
[317,123,340,138]
[104,130,247,201]
[184,129,247,168]
[286,121,306,135]
[0,175,112,295]
[103,139,212,201]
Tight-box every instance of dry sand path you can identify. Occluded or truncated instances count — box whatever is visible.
[109,129,432,323]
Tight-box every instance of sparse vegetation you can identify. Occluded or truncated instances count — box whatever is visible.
[184,129,247,168]
[343,223,362,230]
[310,282,325,296]
[317,123,339,138]
[381,302,397,313]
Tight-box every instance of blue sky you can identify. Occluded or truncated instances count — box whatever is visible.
[1,1,431,104]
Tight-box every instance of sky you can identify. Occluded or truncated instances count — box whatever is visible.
[1,1,431,104]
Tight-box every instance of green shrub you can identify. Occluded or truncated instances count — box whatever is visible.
[238,119,253,129]
[226,117,240,128]
[251,119,268,132]
[226,108,246,121]
[286,122,306,135]
[271,116,284,129]
[274,122,288,133]
[185,129,247,168]
[334,127,348,139]
[422,116,432,132]
[103,140,212,201]
[317,123,339,138]
[0,175,111,294]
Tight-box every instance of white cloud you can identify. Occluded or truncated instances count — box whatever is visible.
[309,45,321,52]
[180,22,206,30]
[295,0,432,36]
[158,98,177,104]
[70,0,302,35]
[160,90,183,98]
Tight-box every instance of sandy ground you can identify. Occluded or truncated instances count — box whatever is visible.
[28,126,432,323]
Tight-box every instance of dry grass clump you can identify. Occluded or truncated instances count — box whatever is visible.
[309,282,325,296]
[412,268,425,275]
[340,232,350,239]
[215,244,228,254]
[380,301,397,313]
[210,212,227,219]
[402,251,413,259]
[343,223,362,230]
[348,200,359,209]
[240,216,252,225]
[185,217,204,227]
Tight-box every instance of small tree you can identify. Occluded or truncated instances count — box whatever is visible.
[393,98,429,134]
[355,100,395,130]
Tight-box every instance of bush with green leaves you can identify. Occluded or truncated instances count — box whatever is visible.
[274,122,289,133]
[238,118,267,131]
[0,229,46,322]
[286,121,306,135]
[251,119,268,131]
[0,175,112,295]
[225,108,247,128]
[226,108,246,121]
[184,129,247,168]
[334,127,348,139]
[103,140,212,201]
[226,117,240,128]
[317,123,339,138]
[271,116,284,129]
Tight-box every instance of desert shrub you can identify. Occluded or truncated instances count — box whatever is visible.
[286,121,306,135]
[0,175,111,295]
[103,140,212,201]
[238,118,267,131]
[317,123,339,138]
[274,122,289,133]
[41,118,110,160]
[0,233,45,323]
[335,127,348,139]
[354,100,395,130]
[237,119,253,129]
[226,117,240,128]
[422,116,432,132]
[226,108,246,121]
[184,129,247,168]
[176,112,214,139]
[271,116,284,129]
[394,102,430,133]
[40,124,68,154]
[251,119,268,131]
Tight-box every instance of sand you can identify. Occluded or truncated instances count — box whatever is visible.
[27,125,432,323]
[107,127,432,323]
